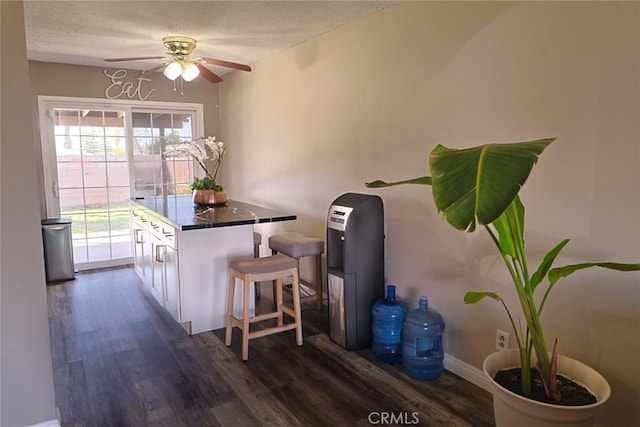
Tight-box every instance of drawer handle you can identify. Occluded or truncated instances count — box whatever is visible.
[134,229,144,244]
[155,244,166,263]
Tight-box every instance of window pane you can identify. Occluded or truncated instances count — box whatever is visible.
[57,159,84,189]
[85,211,110,235]
[73,241,88,263]
[107,161,129,187]
[83,162,107,188]
[55,134,81,155]
[87,236,112,261]
[84,188,108,209]
[68,212,87,239]
[81,134,106,158]
[105,136,126,155]
[112,235,133,259]
[108,188,130,209]
[59,188,85,213]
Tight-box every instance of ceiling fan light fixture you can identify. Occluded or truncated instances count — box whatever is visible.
[163,61,182,80]
[181,61,200,81]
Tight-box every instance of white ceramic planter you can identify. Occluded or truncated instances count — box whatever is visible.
[483,349,611,427]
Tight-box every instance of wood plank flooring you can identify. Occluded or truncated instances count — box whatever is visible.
[47,266,494,426]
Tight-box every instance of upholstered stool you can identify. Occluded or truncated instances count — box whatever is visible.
[269,232,324,310]
[225,253,303,361]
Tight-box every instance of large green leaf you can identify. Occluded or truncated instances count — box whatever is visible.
[548,262,640,285]
[530,239,570,291]
[365,176,432,188]
[429,138,554,231]
[492,197,525,258]
[464,291,502,304]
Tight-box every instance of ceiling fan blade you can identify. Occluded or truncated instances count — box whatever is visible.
[199,57,251,72]
[138,62,169,78]
[196,63,223,83]
[105,56,167,62]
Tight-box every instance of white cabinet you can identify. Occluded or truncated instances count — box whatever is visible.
[130,202,254,335]
[151,221,181,322]
[163,243,181,322]
[131,209,152,282]
[131,206,181,322]
[150,233,166,306]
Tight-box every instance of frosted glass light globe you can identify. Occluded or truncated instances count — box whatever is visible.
[181,62,200,82]
[163,61,182,80]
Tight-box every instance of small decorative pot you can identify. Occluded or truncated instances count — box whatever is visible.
[192,189,229,206]
[483,349,611,427]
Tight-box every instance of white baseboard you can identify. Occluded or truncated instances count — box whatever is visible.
[28,419,60,427]
[444,352,492,393]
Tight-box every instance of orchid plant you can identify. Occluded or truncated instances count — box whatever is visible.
[366,138,640,403]
[164,136,226,191]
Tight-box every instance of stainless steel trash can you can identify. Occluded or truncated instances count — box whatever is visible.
[41,218,75,283]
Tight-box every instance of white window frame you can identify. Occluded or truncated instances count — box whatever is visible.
[38,96,204,218]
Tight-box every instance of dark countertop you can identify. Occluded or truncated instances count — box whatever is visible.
[130,195,296,231]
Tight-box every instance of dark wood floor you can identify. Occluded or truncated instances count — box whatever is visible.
[47,266,494,426]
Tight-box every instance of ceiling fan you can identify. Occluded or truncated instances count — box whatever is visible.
[104,36,251,83]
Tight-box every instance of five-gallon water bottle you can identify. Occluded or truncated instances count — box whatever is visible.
[371,285,405,363]
[402,296,445,379]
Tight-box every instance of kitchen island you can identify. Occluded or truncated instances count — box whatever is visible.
[130,195,296,334]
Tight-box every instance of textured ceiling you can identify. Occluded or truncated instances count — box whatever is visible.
[24,0,396,76]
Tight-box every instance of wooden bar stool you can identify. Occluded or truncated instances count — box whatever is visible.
[269,232,324,310]
[225,253,303,361]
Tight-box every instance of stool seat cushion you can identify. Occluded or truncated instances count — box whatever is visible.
[230,253,297,275]
[268,232,324,258]
[253,231,262,246]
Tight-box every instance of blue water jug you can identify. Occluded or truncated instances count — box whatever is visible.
[402,296,445,379]
[371,285,405,363]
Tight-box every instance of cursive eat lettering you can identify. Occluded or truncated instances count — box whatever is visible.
[104,69,157,101]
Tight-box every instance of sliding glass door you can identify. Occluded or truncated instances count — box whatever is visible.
[39,97,203,271]
[51,108,131,266]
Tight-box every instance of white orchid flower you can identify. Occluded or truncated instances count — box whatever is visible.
[163,135,227,185]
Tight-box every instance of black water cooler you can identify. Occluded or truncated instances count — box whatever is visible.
[327,193,384,350]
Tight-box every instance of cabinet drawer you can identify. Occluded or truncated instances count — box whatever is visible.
[149,219,176,247]
[131,209,149,227]
[160,225,176,247]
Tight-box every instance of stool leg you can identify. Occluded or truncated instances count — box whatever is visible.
[242,273,251,361]
[315,254,323,310]
[271,249,277,300]
[291,268,303,346]
[225,271,236,346]
[254,244,261,299]
[276,277,284,327]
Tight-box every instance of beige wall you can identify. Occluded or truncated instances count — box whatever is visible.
[1,2,58,426]
[29,60,222,215]
[220,2,640,424]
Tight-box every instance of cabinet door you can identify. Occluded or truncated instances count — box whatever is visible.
[150,237,166,306]
[164,244,181,322]
[138,216,153,283]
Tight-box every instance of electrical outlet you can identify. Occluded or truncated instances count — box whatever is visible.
[496,329,510,351]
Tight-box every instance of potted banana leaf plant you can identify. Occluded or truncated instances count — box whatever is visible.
[366,138,640,426]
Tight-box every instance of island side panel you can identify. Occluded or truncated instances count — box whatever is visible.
[177,224,255,335]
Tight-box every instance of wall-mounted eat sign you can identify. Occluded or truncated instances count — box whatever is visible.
[104,69,157,101]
